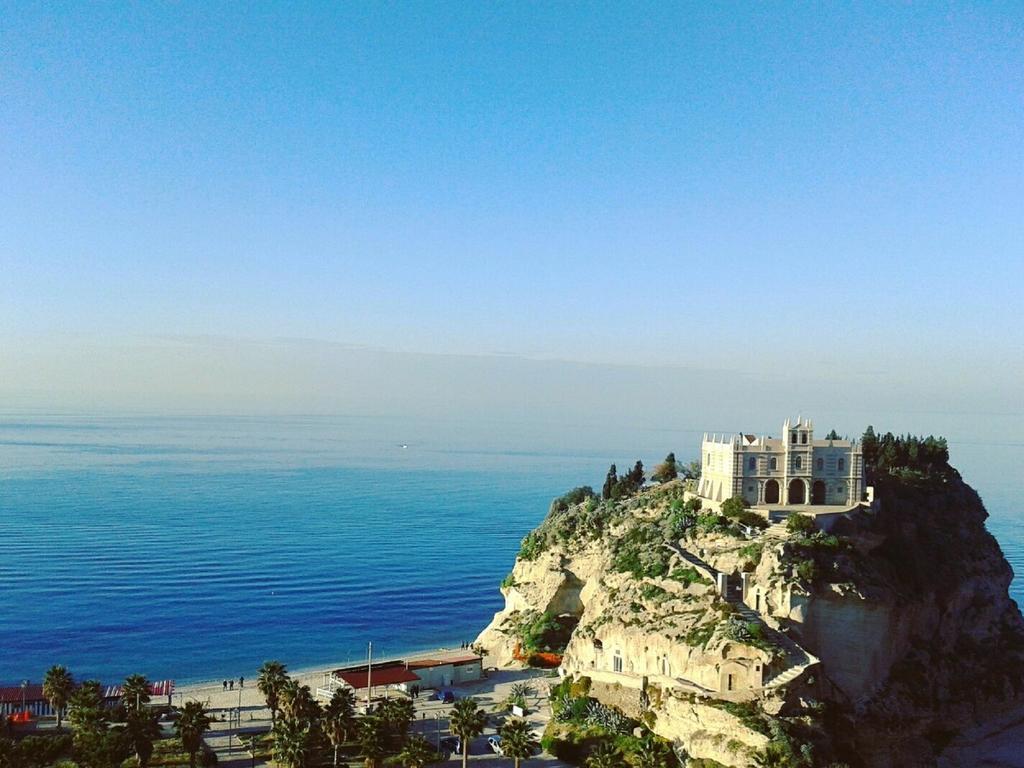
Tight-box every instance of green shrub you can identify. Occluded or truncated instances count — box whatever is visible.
[738,542,764,562]
[684,622,717,647]
[569,676,592,699]
[696,513,725,532]
[796,559,819,582]
[786,513,816,535]
[551,486,598,514]
[518,530,546,561]
[668,566,706,586]
[612,523,672,578]
[518,610,578,653]
[640,583,669,602]
[720,496,749,519]
[736,510,769,529]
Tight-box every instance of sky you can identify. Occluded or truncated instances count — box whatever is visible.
[1,2,1022,420]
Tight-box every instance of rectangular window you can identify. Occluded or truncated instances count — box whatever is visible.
[613,654,623,673]
[838,458,845,471]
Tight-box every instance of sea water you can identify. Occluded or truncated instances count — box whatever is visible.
[0,413,1020,685]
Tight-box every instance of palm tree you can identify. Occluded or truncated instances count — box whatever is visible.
[378,697,415,746]
[324,688,357,768]
[121,673,152,715]
[397,734,436,768]
[174,701,212,768]
[358,716,388,768]
[279,680,320,724]
[629,733,674,768]
[43,665,74,730]
[449,698,487,768]
[67,681,113,768]
[126,709,161,768]
[67,681,107,737]
[499,718,538,768]
[508,682,535,702]
[257,660,289,726]
[273,716,313,768]
[586,741,624,768]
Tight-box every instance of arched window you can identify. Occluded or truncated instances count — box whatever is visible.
[748,457,756,470]
[801,433,808,444]
[791,432,797,444]
[816,458,823,471]
[769,457,777,470]
[838,458,845,471]
[794,456,802,469]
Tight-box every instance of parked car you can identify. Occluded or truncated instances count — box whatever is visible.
[158,710,180,723]
[435,689,456,703]
[487,736,503,755]
[439,736,462,755]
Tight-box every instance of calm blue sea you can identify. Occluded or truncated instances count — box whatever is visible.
[1,413,1021,685]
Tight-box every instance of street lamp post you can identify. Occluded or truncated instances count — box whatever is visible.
[20,680,28,716]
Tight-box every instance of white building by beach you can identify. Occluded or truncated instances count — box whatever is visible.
[697,416,864,507]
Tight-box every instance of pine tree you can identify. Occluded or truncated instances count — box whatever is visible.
[602,464,617,500]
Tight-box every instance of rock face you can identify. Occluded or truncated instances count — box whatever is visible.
[476,467,1024,768]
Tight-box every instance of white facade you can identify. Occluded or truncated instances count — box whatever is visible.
[697,417,864,507]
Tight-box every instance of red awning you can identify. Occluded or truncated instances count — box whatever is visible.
[103,680,175,699]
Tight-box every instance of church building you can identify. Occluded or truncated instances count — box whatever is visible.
[697,417,864,507]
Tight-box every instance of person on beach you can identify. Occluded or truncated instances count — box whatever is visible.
[229,680,234,690]
[239,676,244,688]
[223,680,227,691]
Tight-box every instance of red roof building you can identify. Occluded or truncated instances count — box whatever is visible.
[332,662,420,691]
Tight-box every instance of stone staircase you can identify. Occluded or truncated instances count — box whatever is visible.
[663,540,719,583]
[665,539,819,692]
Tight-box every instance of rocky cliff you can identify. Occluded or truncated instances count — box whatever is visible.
[476,459,1024,768]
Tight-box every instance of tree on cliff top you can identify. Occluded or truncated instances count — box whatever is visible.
[652,453,678,483]
[602,464,618,500]
[861,426,951,481]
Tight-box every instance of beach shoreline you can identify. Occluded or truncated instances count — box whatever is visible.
[173,645,488,710]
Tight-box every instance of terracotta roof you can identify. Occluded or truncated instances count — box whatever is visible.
[408,655,481,669]
[335,666,419,690]
[0,685,44,704]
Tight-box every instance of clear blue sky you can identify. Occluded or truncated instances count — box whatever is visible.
[1,3,1022,412]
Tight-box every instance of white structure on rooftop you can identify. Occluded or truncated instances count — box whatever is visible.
[698,416,864,506]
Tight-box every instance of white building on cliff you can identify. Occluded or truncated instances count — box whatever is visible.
[697,416,864,507]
